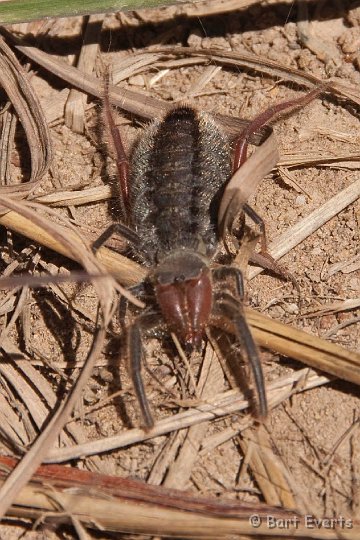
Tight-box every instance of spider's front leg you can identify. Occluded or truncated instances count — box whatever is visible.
[103,73,130,220]
[211,266,267,419]
[231,86,325,277]
[127,311,162,430]
[92,76,141,253]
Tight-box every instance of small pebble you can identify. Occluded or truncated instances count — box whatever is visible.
[295,194,306,207]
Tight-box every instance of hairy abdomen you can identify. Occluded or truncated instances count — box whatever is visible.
[130,106,231,264]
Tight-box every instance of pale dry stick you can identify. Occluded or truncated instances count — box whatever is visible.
[0,207,145,290]
[218,131,279,234]
[162,345,225,490]
[34,185,112,207]
[324,315,360,339]
[248,178,360,280]
[302,299,360,319]
[327,254,360,277]
[246,308,360,384]
[0,108,17,185]
[45,369,330,463]
[65,14,103,133]
[279,150,360,168]
[13,42,267,142]
[239,426,298,510]
[187,65,222,97]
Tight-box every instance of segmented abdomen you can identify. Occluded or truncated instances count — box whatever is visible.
[130,106,231,264]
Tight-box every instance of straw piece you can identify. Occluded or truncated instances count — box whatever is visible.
[246,307,360,385]
[45,369,330,463]
[0,208,144,287]
[248,179,360,279]
[65,14,103,133]
[2,455,358,539]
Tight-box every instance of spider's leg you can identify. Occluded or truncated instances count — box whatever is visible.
[103,72,130,220]
[211,290,267,420]
[127,311,162,429]
[119,281,148,331]
[232,85,326,171]
[217,203,297,286]
[92,222,140,253]
[212,265,244,297]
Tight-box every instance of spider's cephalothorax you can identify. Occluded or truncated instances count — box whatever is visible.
[97,86,323,428]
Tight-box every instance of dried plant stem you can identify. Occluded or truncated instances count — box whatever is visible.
[1,456,358,539]
[0,209,144,286]
[246,307,360,384]
[248,178,360,279]
[45,369,330,462]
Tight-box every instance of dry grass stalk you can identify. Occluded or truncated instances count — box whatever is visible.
[0,454,358,538]
[152,46,360,106]
[14,40,268,143]
[0,196,117,519]
[65,14,103,133]
[248,178,360,279]
[0,204,144,287]
[246,308,360,384]
[218,131,278,235]
[0,36,51,197]
[45,368,330,463]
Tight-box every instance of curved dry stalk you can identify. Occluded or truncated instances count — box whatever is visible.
[151,46,360,106]
[0,197,144,291]
[0,36,51,194]
[13,40,268,143]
